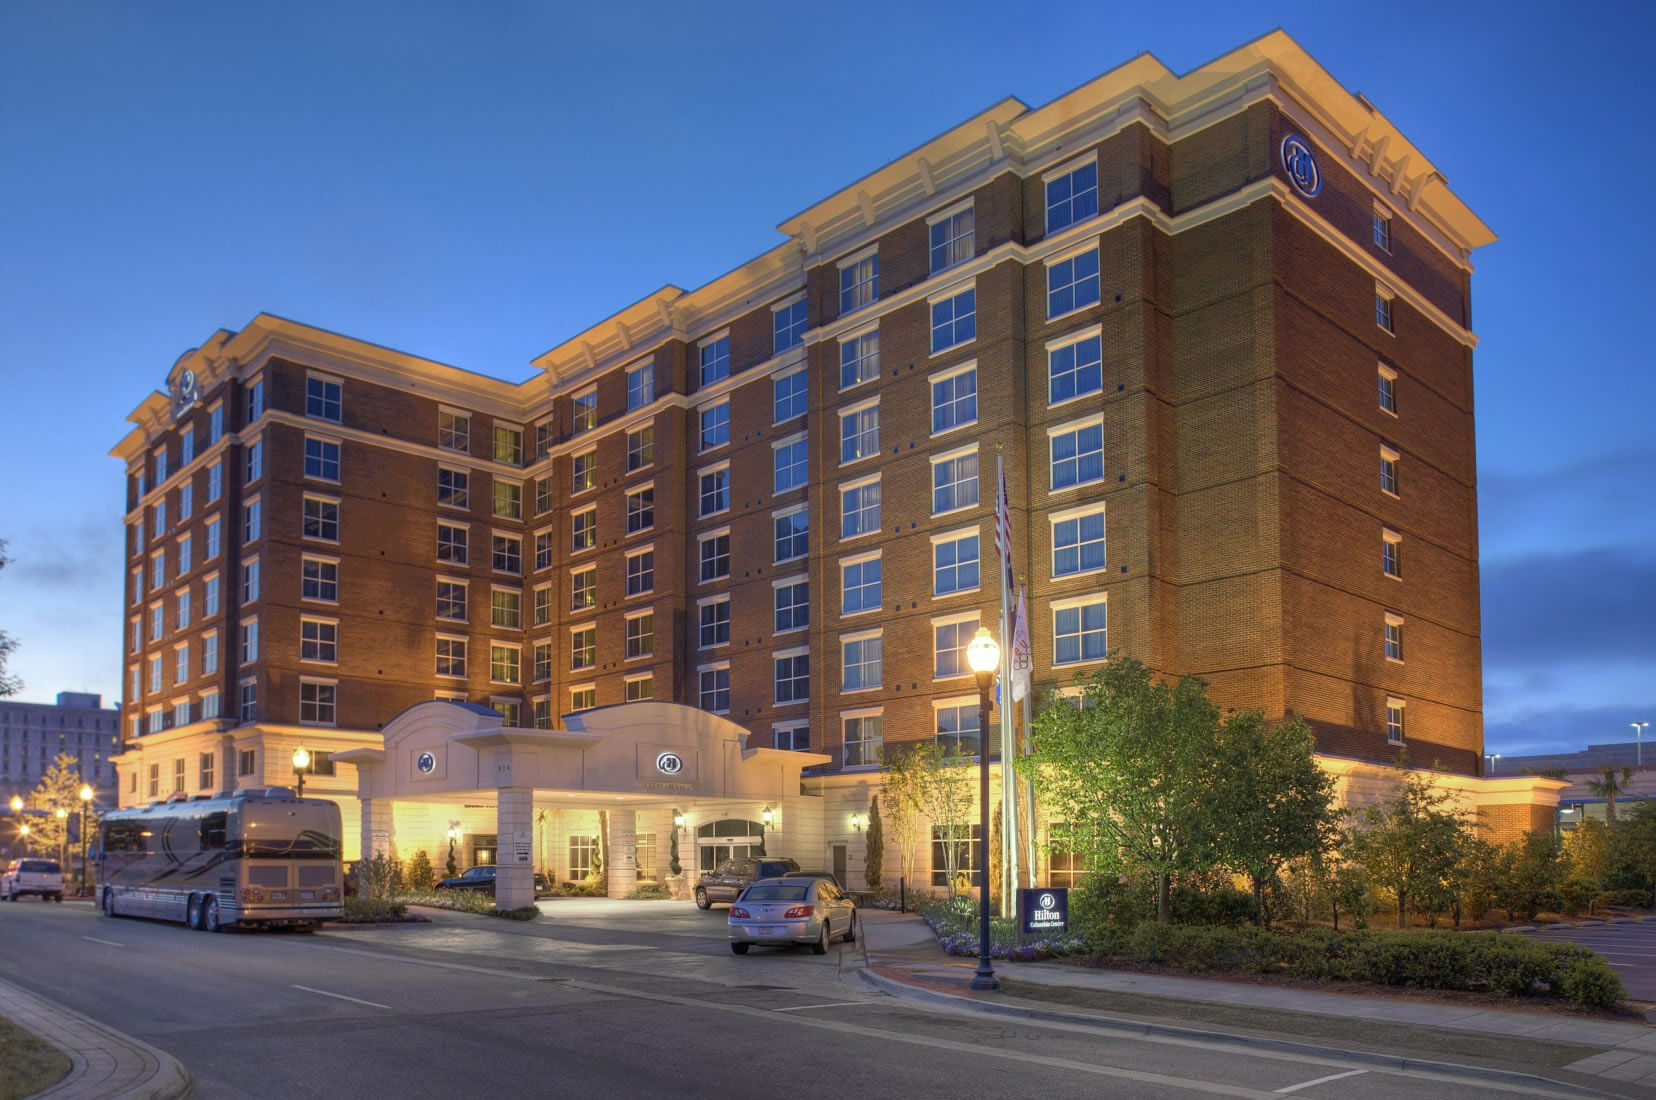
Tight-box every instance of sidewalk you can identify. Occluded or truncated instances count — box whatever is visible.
[855,908,1656,1091]
[0,977,190,1100]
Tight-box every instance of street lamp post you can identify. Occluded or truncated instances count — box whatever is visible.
[1632,722,1649,768]
[965,626,1001,993]
[291,747,311,797]
[79,784,94,897]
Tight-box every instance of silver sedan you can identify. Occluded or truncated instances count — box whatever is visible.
[728,876,857,955]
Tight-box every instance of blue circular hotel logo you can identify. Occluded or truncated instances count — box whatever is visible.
[416,751,436,774]
[656,752,683,775]
[1280,135,1321,198]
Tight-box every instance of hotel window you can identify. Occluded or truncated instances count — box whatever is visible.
[531,584,551,627]
[840,553,881,615]
[1047,248,1100,319]
[436,636,466,678]
[571,449,596,494]
[699,335,730,388]
[204,574,220,617]
[207,461,222,503]
[238,747,257,777]
[174,756,186,792]
[177,534,192,576]
[774,577,809,633]
[240,618,259,665]
[842,712,882,767]
[625,611,653,660]
[934,698,981,756]
[773,505,808,563]
[931,362,978,435]
[1386,698,1406,744]
[698,597,730,648]
[625,673,654,702]
[492,588,522,629]
[699,400,730,451]
[179,482,193,521]
[201,690,220,720]
[570,565,596,610]
[773,367,808,424]
[492,699,523,726]
[699,532,730,583]
[931,446,979,515]
[153,500,167,540]
[184,424,197,464]
[494,424,524,465]
[151,550,165,591]
[243,498,261,544]
[568,686,596,713]
[241,558,260,603]
[1053,596,1108,666]
[1380,446,1400,495]
[202,631,219,675]
[301,619,336,662]
[1384,614,1404,662]
[491,644,521,684]
[841,631,882,692]
[208,404,224,444]
[933,614,979,679]
[840,476,880,539]
[306,375,342,422]
[532,642,551,682]
[1048,824,1086,889]
[932,528,979,596]
[699,464,729,517]
[147,653,162,692]
[570,625,596,670]
[147,759,160,793]
[1375,285,1395,333]
[698,664,730,713]
[626,362,654,411]
[299,681,337,725]
[773,296,807,355]
[155,449,169,483]
[1045,157,1098,234]
[492,479,522,519]
[773,435,808,494]
[626,484,654,534]
[535,530,554,571]
[175,644,190,685]
[437,522,469,564]
[1052,506,1107,577]
[626,424,654,471]
[303,496,339,542]
[1049,330,1103,405]
[1050,418,1104,490]
[571,506,596,552]
[774,724,809,752]
[625,549,654,596]
[246,377,264,422]
[438,467,469,508]
[774,648,809,705]
[436,579,468,621]
[930,286,976,353]
[839,250,877,314]
[1378,364,1398,414]
[839,400,879,465]
[1382,529,1402,579]
[492,532,522,575]
[928,203,974,274]
[245,438,263,484]
[571,388,598,435]
[1373,207,1392,252]
[839,328,879,390]
[534,476,554,516]
[439,409,470,452]
[130,616,140,653]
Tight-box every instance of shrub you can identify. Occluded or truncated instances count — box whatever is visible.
[406,850,436,892]
[559,880,606,897]
[338,897,412,923]
[625,881,672,900]
[398,890,544,921]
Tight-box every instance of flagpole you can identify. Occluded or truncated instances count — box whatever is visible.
[995,449,1018,917]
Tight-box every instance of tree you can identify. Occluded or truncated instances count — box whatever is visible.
[407,849,435,891]
[1506,830,1567,920]
[989,803,1003,910]
[864,796,884,890]
[0,541,21,698]
[668,807,683,876]
[1523,765,1570,780]
[1328,864,1371,931]
[1027,657,1225,923]
[880,759,924,889]
[445,824,459,879]
[1563,818,1611,884]
[1588,766,1636,826]
[1343,758,1472,929]
[1212,711,1336,925]
[27,753,96,865]
[887,742,976,900]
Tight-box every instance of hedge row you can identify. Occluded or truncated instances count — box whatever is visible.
[397,891,541,921]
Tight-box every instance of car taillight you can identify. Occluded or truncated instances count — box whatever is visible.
[783,905,813,919]
[730,906,751,919]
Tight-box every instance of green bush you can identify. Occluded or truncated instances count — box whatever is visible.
[406,850,436,892]
[1071,874,1259,935]
[625,881,672,900]
[558,880,606,897]
[396,891,541,920]
[338,897,411,923]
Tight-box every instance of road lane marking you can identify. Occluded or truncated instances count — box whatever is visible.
[81,936,123,947]
[774,1000,868,1012]
[1276,1069,1367,1094]
[292,984,391,1010]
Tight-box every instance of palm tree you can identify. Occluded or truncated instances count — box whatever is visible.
[1587,765,1636,825]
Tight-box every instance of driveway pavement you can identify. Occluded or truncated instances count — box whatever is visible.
[1524,920,1656,1000]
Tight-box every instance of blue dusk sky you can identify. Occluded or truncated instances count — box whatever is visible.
[0,2,1649,756]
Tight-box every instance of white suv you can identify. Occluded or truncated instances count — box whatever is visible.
[1,859,65,902]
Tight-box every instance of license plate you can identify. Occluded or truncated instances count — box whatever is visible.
[300,891,316,901]
[752,926,784,937]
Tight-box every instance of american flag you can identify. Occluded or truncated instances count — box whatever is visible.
[995,452,1014,598]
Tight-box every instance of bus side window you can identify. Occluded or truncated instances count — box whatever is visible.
[201,812,228,851]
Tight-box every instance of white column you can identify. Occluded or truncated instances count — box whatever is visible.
[362,798,394,861]
[496,786,534,909]
[606,808,637,899]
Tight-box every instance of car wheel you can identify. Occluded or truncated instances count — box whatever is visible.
[695,887,710,911]
[204,896,222,933]
[811,924,829,955]
[845,914,857,944]
[731,942,749,955]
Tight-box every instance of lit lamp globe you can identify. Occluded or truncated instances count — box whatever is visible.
[292,747,311,772]
[79,785,93,804]
[966,627,1000,678]
[8,796,20,813]
[18,824,29,838]
[55,807,67,821]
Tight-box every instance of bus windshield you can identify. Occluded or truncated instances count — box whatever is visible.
[235,802,342,859]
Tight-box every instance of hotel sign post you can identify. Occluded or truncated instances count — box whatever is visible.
[1018,887,1068,941]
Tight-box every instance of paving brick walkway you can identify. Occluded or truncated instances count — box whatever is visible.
[0,976,190,1100]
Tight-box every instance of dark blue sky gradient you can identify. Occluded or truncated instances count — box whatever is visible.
[1,1,1649,754]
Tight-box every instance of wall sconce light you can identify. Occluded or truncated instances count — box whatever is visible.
[761,807,775,827]
[850,812,866,833]
[673,811,686,829]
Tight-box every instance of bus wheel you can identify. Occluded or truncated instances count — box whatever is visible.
[187,896,201,930]
[204,896,222,933]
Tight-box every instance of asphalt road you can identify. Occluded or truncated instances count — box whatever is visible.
[1525,921,1656,1000]
[0,899,1597,1099]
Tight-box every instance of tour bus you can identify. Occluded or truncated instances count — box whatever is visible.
[96,786,343,931]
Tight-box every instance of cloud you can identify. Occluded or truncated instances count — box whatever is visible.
[5,520,119,591]
[1481,546,1656,667]
[1480,449,1656,560]
[1485,702,1656,758]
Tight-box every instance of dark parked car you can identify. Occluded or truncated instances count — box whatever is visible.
[433,866,554,897]
[696,857,800,909]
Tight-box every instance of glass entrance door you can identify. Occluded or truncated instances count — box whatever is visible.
[696,820,764,872]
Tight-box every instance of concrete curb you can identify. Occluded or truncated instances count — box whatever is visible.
[0,976,191,1100]
[857,965,1604,1098]
[1500,925,1538,933]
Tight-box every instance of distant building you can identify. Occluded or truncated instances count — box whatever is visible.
[0,692,122,806]
[1497,741,1655,829]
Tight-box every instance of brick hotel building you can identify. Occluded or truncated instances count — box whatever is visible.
[110,32,1560,895]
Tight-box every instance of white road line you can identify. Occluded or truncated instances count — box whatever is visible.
[1275,1069,1367,1094]
[291,984,391,1010]
[81,936,123,947]
[774,1000,868,1012]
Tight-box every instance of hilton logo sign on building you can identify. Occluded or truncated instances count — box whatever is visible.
[1280,134,1322,198]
